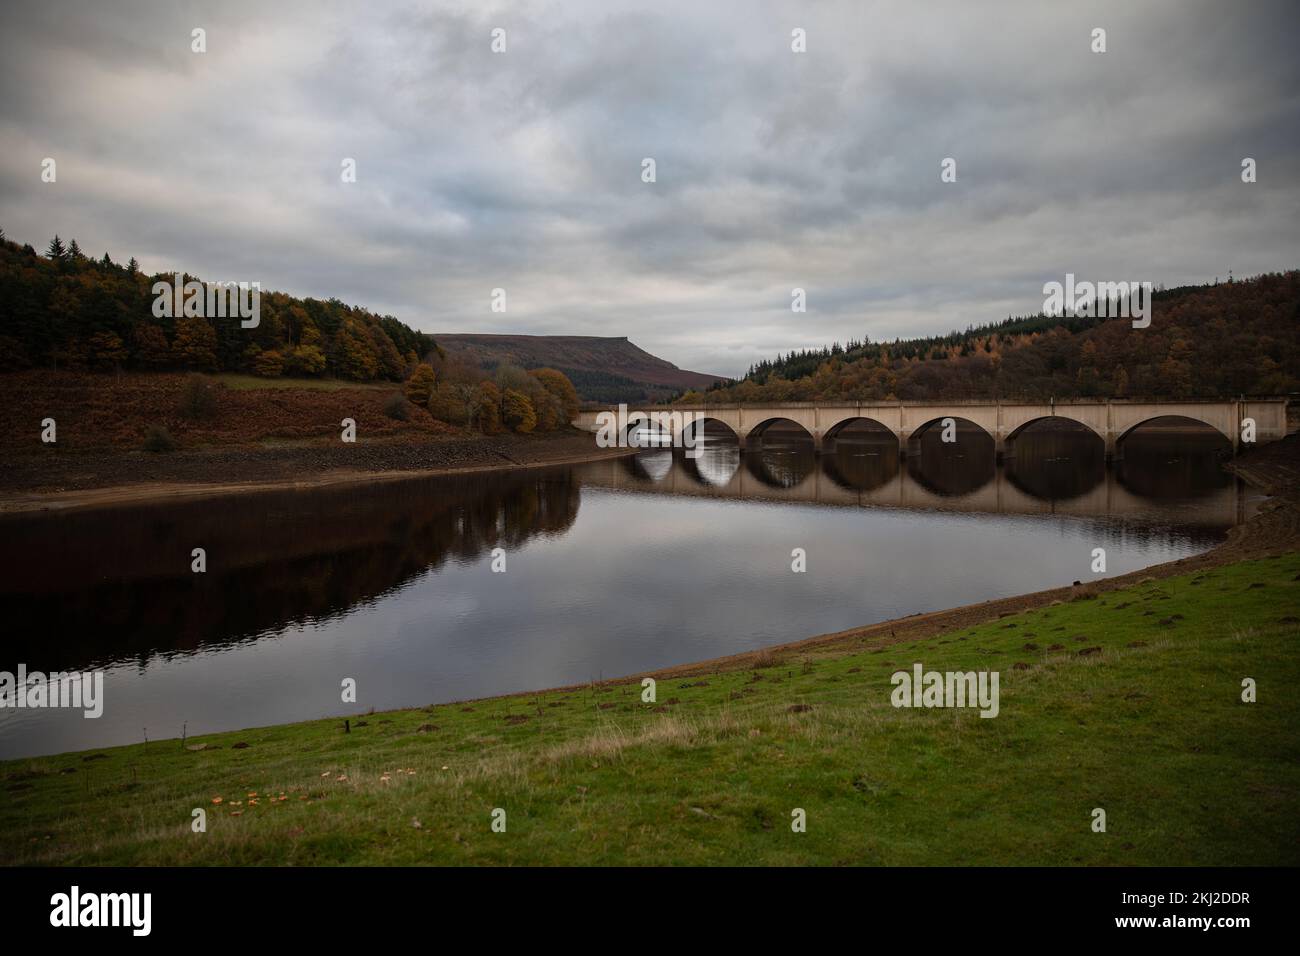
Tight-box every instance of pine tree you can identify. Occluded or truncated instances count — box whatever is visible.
[47,235,66,260]
[127,257,139,274]
[68,238,83,260]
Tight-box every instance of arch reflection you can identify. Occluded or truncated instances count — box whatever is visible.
[906,419,996,497]
[745,422,817,488]
[622,447,674,481]
[822,426,900,493]
[1005,419,1106,502]
[1116,420,1232,499]
[680,420,741,487]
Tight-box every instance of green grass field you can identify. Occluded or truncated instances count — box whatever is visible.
[3,554,1298,866]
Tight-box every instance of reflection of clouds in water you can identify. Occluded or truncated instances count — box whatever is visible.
[686,435,741,486]
[745,434,817,488]
[627,448,674,481]
[1,442,1238,758]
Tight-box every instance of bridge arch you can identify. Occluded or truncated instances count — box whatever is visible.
[1116,414,1234,448]
[1003,415,1105,454]
[907,415,995,450]
[823,415,899,445]
[620,413,673,449]
[746,417,816,444]
[680,415,741,445]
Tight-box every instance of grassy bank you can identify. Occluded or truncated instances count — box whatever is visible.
[3,553,1298,866]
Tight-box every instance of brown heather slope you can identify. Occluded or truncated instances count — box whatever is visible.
[0,370,632,503]
[434,333,726,403]
[0,370,455,455]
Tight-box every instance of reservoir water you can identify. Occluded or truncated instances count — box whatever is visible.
[0,424,1258,758]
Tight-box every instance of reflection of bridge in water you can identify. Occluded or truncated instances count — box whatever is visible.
[578,446,1256,528]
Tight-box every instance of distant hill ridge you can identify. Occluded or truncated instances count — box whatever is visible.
[433,333,726,404]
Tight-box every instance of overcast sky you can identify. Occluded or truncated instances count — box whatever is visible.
[2,0,1297,378]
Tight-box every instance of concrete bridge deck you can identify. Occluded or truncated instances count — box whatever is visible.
[574,398,1288,457]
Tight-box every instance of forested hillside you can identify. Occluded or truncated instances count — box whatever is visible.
[683,273,1300,403]
[0,230,436,381]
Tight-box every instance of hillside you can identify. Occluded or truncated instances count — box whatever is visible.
[434,333,726,404]
[0,230,435,382]
[684,272,1300,404]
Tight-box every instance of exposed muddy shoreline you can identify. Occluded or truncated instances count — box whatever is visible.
[0,433,634,514]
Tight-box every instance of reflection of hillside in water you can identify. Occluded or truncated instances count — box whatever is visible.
[0,469,581,671]
[1117,433,1232,498]
[1005,430,1106,502]
[744,433,817,488]
[822,434,900,492]
[905,427,996,497]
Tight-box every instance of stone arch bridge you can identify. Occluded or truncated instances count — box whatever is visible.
[574,399,1288,457]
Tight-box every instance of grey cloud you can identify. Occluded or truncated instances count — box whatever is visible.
[1,0,1297,377]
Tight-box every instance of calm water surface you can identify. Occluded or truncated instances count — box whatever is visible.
[0,426,1259,757]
